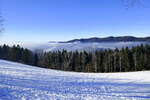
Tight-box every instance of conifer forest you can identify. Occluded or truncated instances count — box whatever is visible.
[0,44,150,73]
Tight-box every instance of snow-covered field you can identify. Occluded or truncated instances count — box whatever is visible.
[0,60,150,100]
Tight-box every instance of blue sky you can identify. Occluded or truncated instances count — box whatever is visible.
[1,0,150,44]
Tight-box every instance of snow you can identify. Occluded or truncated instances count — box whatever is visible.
[0,60,150,100]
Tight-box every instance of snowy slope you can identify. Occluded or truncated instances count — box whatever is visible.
[0,60,150,100]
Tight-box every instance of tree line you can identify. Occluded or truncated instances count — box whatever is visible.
[0,44,150,72]
[0,44,37,65]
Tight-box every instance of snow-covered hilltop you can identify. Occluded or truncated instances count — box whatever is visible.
[0,59,150,100]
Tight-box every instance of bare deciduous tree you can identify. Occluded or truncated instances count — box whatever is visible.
[0,13,3,33]
[122,0,144,8]
[0,0,3,33]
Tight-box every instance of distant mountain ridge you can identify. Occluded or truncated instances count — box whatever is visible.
[26,36,150,52]
[59,36,150,43]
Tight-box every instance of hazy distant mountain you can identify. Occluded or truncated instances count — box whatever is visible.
[23,36,150,52]
[60,36,150,43]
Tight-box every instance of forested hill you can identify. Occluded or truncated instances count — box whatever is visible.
[61,36,150,43]
[0,44,150,73]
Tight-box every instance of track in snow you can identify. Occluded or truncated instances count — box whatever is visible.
[0,60,150,100]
